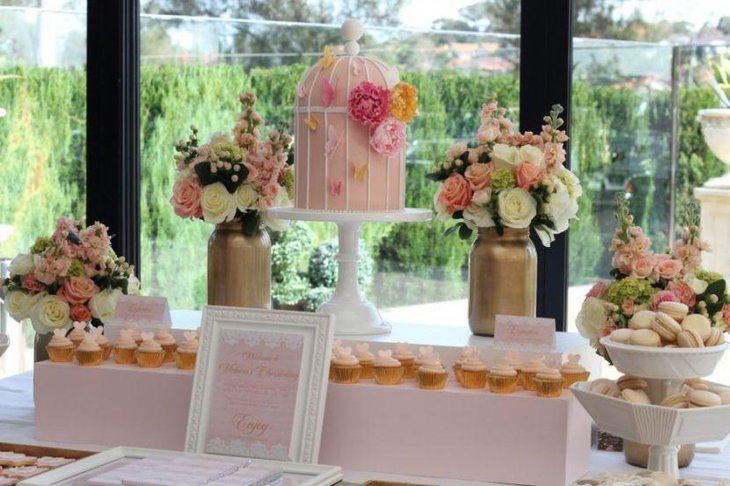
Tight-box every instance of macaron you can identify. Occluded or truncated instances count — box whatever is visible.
[629,329,662,347]
[657,301,689,322]
[681,314,712,342]
[617,375,648,391]
[589,378,621,398]
[677,329,705,348]
[628,310,655,330]
[650,312,681,342]
[683,378,710,391]
[621,388,652,405]
[704,327,725,347]
[610,328,634,344]
[660,393,688,409]
[687,389,722,408]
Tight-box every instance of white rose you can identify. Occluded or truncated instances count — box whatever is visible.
[463,203,495,229]
[556,167,583,203]
[472,187,492,205]
[201,182,238,225]
[432,186,451,222]
[126,275,141,296]
[9,253,35,276]
[517,145,545,168]
[6,291,41,322]
[30,294,71,334]
[88,288,122,321]
[445,142,468,160]
[490,144,519,170]
[576,297,609,345]
[544,180,575,234]
[234,183,259,211]
[497,188,537,229]
[262,191,291,232]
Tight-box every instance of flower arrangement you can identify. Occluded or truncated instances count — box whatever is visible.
[577,196,729,359]
[1,218,139,334]
[171,92,294,234]
[427,102,581,245]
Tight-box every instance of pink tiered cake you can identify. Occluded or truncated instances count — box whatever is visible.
[294,20,418,212]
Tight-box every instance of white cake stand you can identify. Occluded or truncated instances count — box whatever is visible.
[267,207,431,336]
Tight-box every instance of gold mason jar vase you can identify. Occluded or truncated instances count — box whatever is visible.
[207,220,272,308]
[468,227,537,336]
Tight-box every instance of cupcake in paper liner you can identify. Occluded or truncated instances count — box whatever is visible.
[488,363,519,394]
[156,325,178,363]
[394,343,416,379]
[504,351,524,384]
[135,332,165,368]
[355,343,375,379]
[46,329,75,362]
[533,368,565,398]
[75,332,103,367]
[520,357,546,391]
[417,350,448,390]
[332,346,362,384]
[452,346,476,384]
[560,354,590,388]
[373,349,404,385]
[329,340,342,380]
[413,345,434,374]
[68,321,88,348]
[114,329,138,364]
[127,322,143,346]
[91,325,112,360]
[460,355,488,389]
[175,331,198,370]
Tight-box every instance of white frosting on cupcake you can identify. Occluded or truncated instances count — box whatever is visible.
[77,332,101,352]
[355,343,374,361]
[138,332,162,352]
[461,356,487,372]
[490,363,517,377]
[48,329,73,348]
[178,331,198,354]
[155,325,176,345]
[333,346,359,366]
[374,349,401,367]
[115,329,137,349]
[394,343,415,360]
[92,326,110,346]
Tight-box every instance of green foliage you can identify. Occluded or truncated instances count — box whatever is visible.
[308,241,374,289]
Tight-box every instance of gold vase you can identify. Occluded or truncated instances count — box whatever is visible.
[623,440,695,469]
[207,220,271,308]
[468,227,537,336]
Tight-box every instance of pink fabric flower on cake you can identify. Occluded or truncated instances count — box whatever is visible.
[438,173,472,214]
[348,81,390,127]
[370,118,406,155]
[170,176,203,219]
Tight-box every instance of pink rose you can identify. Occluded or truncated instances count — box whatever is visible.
[370,118,406,155]
[464,162,494,190]
[61,277,99,305]
[347,81,390,127]
[515,162,543,190]
[611,251,634,276]
[667,281,696,308]
[630,256,654,279]
[601,323,617,338]
[263,182,280,198]
[70,304,92,322]
[438,173,472,214]
[655,258,683,280]
[170,176,203,219]
[650,290,679,311]
[622,299,635,316]
[22,274,45,292]
[586,281,609,299]
[722,304,730,325]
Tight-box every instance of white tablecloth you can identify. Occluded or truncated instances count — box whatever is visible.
[0,371,728,485]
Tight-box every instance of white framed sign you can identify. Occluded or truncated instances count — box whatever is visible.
[186,305,335,464]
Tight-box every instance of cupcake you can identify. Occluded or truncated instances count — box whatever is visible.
[488,364,519,393]
[417,351,448,390]
[46,329,75,362]
[127,323,143,346]
[504,352,524,384]
[394,343,416,379]
[331,346,362,384]
[373,350,404,385]
[175,331,198,370]
[520,357,546,391]
[560,354,590,388]
[68,321,88,348]
[453,347,476,384]
[355,343,375,379]
[114,329,138,364]
[75,332,103,367]
[413,346,434,373]
[91,326,112,361]
[533,368,565,398]
[460,356,488,389]
[135,332,166,368]
[155,326,177,363]
[329,340,342,380]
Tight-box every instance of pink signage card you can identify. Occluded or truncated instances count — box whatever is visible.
[204,330,304,461]
[494,314,555,348]
[114,295,171,324]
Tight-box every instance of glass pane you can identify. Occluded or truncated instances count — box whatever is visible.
[0,1,87,377]
[139,1,520,327]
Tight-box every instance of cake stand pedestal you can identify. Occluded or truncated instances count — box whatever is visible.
[267,207,431,336]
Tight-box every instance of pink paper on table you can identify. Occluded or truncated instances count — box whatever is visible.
[114,295,171,324]
[204,330,304,460]
[494,314,555,347]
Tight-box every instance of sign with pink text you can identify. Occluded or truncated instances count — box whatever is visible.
[494,314,555,349]
[186,306,335,464]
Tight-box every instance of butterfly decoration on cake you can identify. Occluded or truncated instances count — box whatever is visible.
[352,160,368,182]
[304,116,319,131]
[325,125,341,157]
[328,179,343,197]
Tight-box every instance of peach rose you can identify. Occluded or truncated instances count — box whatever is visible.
[622,299,635,316]
[655,259,683,280]
[630,256,654,279]
[667,281,696,308]
[438,173,472,214]
[170,176,203,219]
[70,304,92,322]
[464,162,494,190]
[515,162,543,190]
[650,290,679,311]
[22,274,45,292]
[611,251,634,275]
[586,281,609,299]
[61,277,99,305]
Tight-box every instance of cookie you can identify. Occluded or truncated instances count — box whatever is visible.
[617,375,648,391]
[0,453,36,467]
[677,329,704,348]
[687,389,721,408]
[3,466,49,478]
[35,457,76,468]
[629,329,661,347]
[621,388,652,405]
[650,312,681,342]
[657,301,689,321]
[628,310,655,330]
[680,314,712,342]
[704,327,725,347]
[610,328,634,344]
[590,378,621,398]
[660,392,688,408]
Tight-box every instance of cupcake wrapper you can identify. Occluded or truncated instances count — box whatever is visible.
[418,370,447,390]
[114,347,137,365]
[534,377,565,398]
[76,349,103,367]
[398,358,416,379]
[329,362,335,380]
[452,363,463,384]
[70,338,84,349]
[99,343,113,361]
[175,351,197,370]
[161,343,178,363]
[136,350,166,368]
[374,365,404,385]
[46,345,75,363]
[461,369,488,389]
[488,374,518,394]
[360,362,375,380]
[333,364,362,384]
[521,371,539,391]
[561,371,590,389]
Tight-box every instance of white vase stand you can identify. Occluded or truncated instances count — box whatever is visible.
[267,207,431,336]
